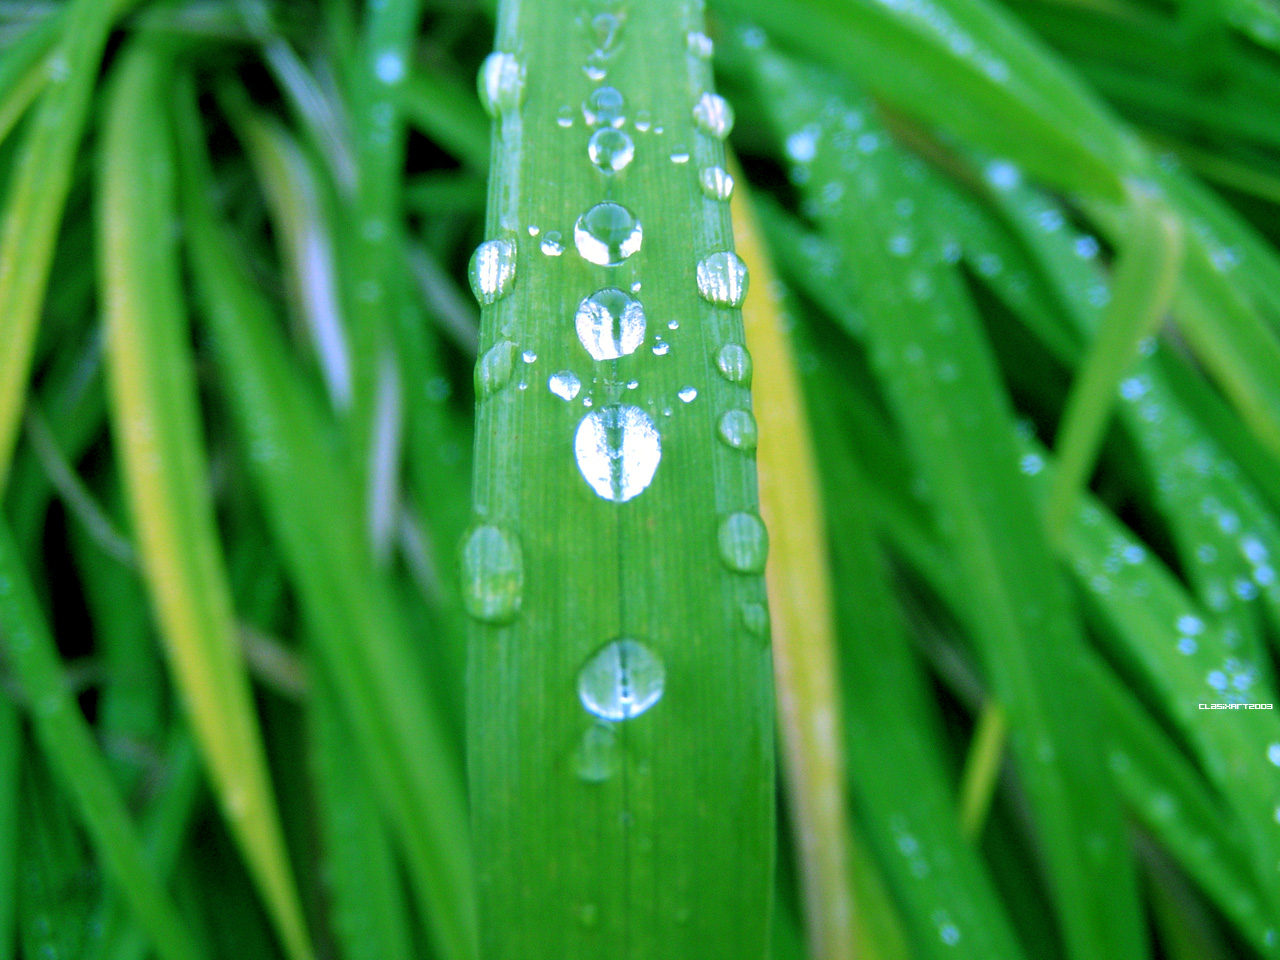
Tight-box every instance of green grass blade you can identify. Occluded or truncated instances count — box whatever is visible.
[0,0,135,490]
[0,698,18,960]
[749,49,1147,960]
[398,63,490,173]
[174,76,476,960]
[467,2,775,955]
[98,41,312,960]
[0,518,199,960]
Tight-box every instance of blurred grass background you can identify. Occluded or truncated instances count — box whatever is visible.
[0,0,1279,958]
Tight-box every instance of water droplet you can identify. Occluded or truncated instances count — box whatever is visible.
[1075,235,1100,259]
[687,30,714,59]
[375,50,405,84]
[478,52,525,118]
[575,288,646,360]
[716,343,753,385]
[718,512,768,573]
[540,231,565,256]
[475,340,518,398]
[468,238,517,304]
[588,128,635,173]
[584,62,607,81]
[652,340,670,356]
[584,86,626,127]
[522,349,537,364]
[1019,453,1043,476]
[1177,636,1198,655]
[718,409,758,451]
[1268,743,1280,766]
[985,159,1020,191]
[698,166,735,201]
[574,202,643,265]
[634,110,652,132]
[678,386,698,403]
[696,251,749,306]
[462,525,523,623]
[692,92,734,139]
[670,146,690,164]
[591,12,621,52]
[549,371,581,401]
[577,903,599,928]
[742,601,769,637]
[574,722,620,782]
[556,105,574,128]
[578,638,665,720]
[574,405,662,502]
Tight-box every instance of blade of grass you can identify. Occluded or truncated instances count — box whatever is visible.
[0,518,199,960]
[98,41,311,960]
[0,0,136,490]
[174,74,476,960]
[467,2,774,955]
[0,698,18,960]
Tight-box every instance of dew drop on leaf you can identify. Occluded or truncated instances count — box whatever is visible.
[574,404,661,502]
[588,128,635,173]
[477,52,525,118]
[461,525,523,623]
[715,343,752,385]
[575,288,646,360]
[574,722,620,782]
[475,340,518,398]
[574,202,643,266]
[549,371,581,401]
[718,409,758,451]
[584,86,626,127]
[692,92,734,139]
[578,638,665,721]
[698,165,735,200]
[468,238,517,304]
[718,513,769,573]
[696,251,749,306]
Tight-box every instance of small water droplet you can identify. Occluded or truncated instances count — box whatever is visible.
[670,146,691,164]
[584,86,626,127]
[1019,453,1043,476]
[588,128,635,173]
[1268,742,1280,766]
[575,288,646,360]
[716,343,753,385]
[574,405,662,502]
[985,159,1020,191]
[475,340,518,398]
[462,525,523,623]
[578,638,665,720]
[575,202,643,265]
[591,12,621,51]
[698,165,735,201]
[549,371,581,401]
[634,110,652,132]
[696,251,749,306]
[522,349,537,364]
[468,238,517,304]
[687,30,714,59]
[718,409,758,451]
[557,104,574,128]
[574,722,620,782]
[478,52,526,117]
[375,50,406,84]
[678,386,698,403]
[718,513,768,573]
[742,601,769,638]
[540,231,565,256]
[652,340,670,356]
[692,91,734,139]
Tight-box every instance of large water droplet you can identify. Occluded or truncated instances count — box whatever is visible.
[696,251,749,306]
[588,128,635,173]
[715,343,752,384]
[575,288,645,361]
[718,409,758,451]
[468,238,517,304]
[475,340,518,398]
[692,92,734,139]
[698,166,735,201]
[574,722,620,782]
[477,52,525,118]
[549,371,581,401]
[575,202,643,265]
[574,404,661,502]
[462,525,523,622]
[718,513,768,573]
[578,638,665,720]
[584,86,626,127]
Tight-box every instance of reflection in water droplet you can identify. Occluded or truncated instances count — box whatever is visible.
[556,105,574,128]
[670,146,690,164]
[574,722,620,782]
[461,525,523,622]
[540,231,565,256]
[687,31,714,59]
[475,341,518,398]
[549,371,581,401]
[468,238,517,304]
[716,343,752,384]
[634,111,652,132]
[584,86,626,127]
[477,52,525,118]
[575,288,646,360]
[718,513,769,573]
[652,341,670,356]
[575,405,661,502]
[578,638,665,720]
[696,251,749,306]
[692,92,734,139]
[678,386,698,403]
[698,166,735,200]
[718,409,758,451]
[522,349,537,364]
[588,128,635,173]
[575,202,643,266]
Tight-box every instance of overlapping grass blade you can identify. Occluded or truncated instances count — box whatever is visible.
[468,2,774,955]
[0,699,18,960]
[98,41,311,960]
[747,47,1147,960]
[0,519,198,960]
[174,75,476,960]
